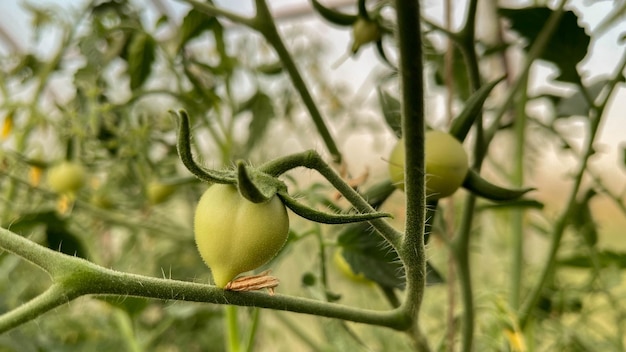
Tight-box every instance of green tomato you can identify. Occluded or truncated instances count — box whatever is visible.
[47,161,86,194]
[194,184,290,288]
[388,130,469,199]
[351,18,381,54]
[146,181,176,205]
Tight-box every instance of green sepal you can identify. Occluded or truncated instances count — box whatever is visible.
[236,161,286,203]
[172,109,235,184]
[449,76,505,142]
[310,0,357,26]
[463,169,534,202]
[278,192,391,224]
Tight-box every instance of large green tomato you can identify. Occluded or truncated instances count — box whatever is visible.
[389,130,469,199]
[194,184,289,288]
[47,161,87,194]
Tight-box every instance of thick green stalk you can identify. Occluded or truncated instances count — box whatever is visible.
[510,78,528,309]
[226,305,241,352]
[252,0,342,163]
[0,227,410,333]
[395,0,428,349]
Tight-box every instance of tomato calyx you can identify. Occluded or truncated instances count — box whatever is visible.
[175,109,391,225]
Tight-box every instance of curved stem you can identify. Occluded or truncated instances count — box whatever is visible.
[0,227,409,333]
[173,110,236,184]
[262,150,403,249]
[0,283,76,333]
[253,0,342,163]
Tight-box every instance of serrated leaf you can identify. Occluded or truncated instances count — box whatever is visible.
[377,88,402,138]
[179,9,217,50]
[338,223,405,289]
[127,32,156,90]
[245,92,275,151]
[499,7,590,83]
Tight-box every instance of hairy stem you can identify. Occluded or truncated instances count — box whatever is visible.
[0,227,409,333]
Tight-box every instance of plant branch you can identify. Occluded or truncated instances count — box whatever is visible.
[395,1,429,350]
[0,227,409,333]
[252,0,342,163]
[519,49,626,328]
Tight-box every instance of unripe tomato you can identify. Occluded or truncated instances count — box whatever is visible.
[47,161,87,194]
[388,130,469,199]
[351,18,381,54]
[194,184,289,288]
[146,181,176,205]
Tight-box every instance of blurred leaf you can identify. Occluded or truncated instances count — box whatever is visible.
[255,61,283,75]
[569,189,598,247]
[179,9,217,50]
[426,41,471,101]
[556,78,624,118]
[310,0,357,26]
[449,77,505,141]
[239,92,275,152]
[377,88,402,138]
[127,32,156,90]
[558,251,626,268]
[6,211,88,259]
[5,210,62,234]
[98,296,149,317]
[499,7,590,83]
[45,225,88,259]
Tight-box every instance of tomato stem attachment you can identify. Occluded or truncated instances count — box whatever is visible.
[237,161,273,203]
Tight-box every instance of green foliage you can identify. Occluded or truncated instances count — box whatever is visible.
[499,7,590,83]
[0,0,625,351]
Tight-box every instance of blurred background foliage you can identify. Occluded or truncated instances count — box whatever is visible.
[1,0,625,351]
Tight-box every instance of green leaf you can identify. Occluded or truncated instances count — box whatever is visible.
[377,88,402,138]
[179,9,217,50]
[310,0,357,26]
[127,32,156,90]
[426,41,471,101]
[45,225,88,259]
[499,7,590,84]
[558,251,626,269]
[569,189,598,247]
[244,92,275,152]
[449,77,505,141]
[338,223,405,289]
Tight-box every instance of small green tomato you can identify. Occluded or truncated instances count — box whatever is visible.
[47,161,87,194]
[351,18,381,54]
[194,184,290,288]
[146,181,176,205]
[389,130,469,199]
